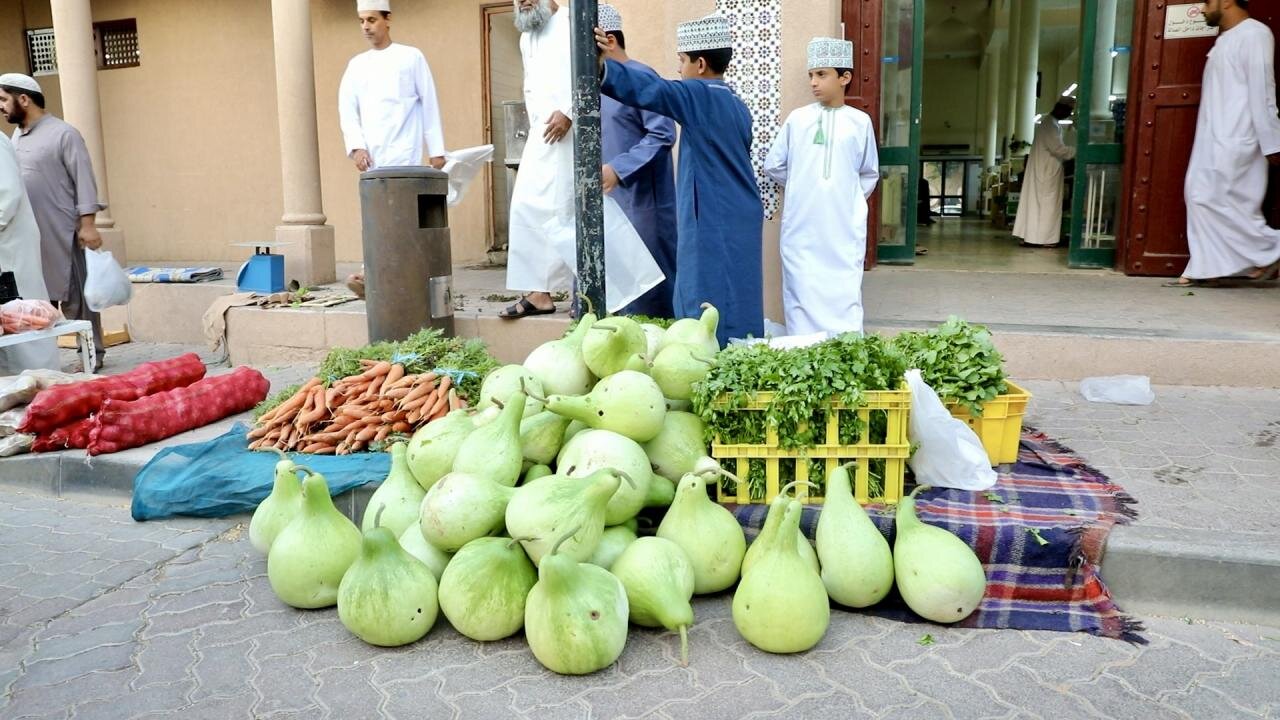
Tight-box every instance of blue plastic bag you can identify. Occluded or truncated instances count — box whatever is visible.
[131,423,388,521]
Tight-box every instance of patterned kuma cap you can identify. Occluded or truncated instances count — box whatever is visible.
[677,12,733,53]
[598,4,623,33]
[807,37,854,71]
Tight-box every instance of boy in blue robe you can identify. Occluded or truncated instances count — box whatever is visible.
[597,4,678,318]
[595,12,764,345]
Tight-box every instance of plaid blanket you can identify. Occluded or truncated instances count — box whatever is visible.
[127,266,224,283]
[726,427,1144,642]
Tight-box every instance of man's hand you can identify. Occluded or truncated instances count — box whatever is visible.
[77,219,102,251]
[1268,152,1280,166]
[429,156,447,170]
[544,111,572,144]
[350,149,373,172]
[602,164,620,194]
[595,27,625,63]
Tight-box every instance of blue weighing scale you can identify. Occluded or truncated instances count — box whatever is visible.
[232,242,292,293]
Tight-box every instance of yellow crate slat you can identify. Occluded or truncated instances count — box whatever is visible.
[944,381,1032,465]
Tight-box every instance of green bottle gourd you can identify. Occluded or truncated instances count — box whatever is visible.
[524,530,630,675]
[741,482,820,577]
[267,468,362,609]
[732,500,831,654]
[540,370,667,443]
[523,464,554,484]
[581,315,649,378]
[451,390,527,487]
[361,442,426,537]
[657,303,721,357]
[505,469,628,565]
[418,471,515,552]
[437,536,538,642]
[816,463,894,608]
[524,313,597,396]
[520,411,572,467]
[405,409,476,492]
[249,450,302,554]
[894,485,988,624]
[656,473,746,594]
[609,536,696,665]
[558,429,652,525]
[587,524,638,570]
[397,524,451,581]
[337,517,439,647]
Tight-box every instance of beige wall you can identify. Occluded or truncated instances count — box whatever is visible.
[922,58,983,148]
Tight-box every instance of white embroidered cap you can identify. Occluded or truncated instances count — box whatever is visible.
[598,4,623,33]
[807,37,854,71]
[0,73,42,95]
[676,13,733,53]
[357,0,391,13]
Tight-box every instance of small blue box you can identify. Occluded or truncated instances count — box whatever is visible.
[236,253,285,293]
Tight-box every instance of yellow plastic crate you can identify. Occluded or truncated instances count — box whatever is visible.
[710,388,910,506]
[944,381,1031,465]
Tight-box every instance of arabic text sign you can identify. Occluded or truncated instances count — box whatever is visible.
[1165,4,1219,39]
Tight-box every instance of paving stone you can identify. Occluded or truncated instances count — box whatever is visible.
[1075,674,1188,720]
[973,664,1106,720]
[892,655,1015,717]
[1016,634,1139,685]
[1199,654,1280,716]
[15,642,138,690]
[741,650,835,701]
[436,647,540,697]
[190,638,257,700]
[578,665,702,720]
[931,629,1047,674]
[1105,639,1224,699]
[776,693,876,720]
[142,599,245,637]
[5,668,139,718]
[1162,682,1267,720]
[250,651,320,716]
[148,582,244,616]
[808,646,919,714]
[30,621,139,662]
[661,676,787,720]
[134,632,199,687]
[314,663,387,718]
[877,699,956,720]
[508,669,612,713]
[520,698,595,720]
[381,676,458,719]
[76,679,197,719]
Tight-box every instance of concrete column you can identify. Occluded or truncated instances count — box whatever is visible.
[1002,1,1022,153]
[983,46,1002,169]
[49,0,125,264]
[1015,0,1041,146]
[1091,0,1118,120]
[270,0,336,286]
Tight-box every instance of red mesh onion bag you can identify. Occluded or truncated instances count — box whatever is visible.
[20,353,207,435]
[87,367,270,456]
[31,417,96,453]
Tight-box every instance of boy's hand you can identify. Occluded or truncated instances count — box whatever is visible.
[595,27,625,63]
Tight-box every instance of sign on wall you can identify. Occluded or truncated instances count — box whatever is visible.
[1164,4,1219,40]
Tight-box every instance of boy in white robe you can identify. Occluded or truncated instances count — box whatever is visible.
[764,38,879,335]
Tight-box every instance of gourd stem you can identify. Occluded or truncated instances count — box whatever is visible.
[779,480,819,498]
[269,447,287,461]
[615,470,636,489]
[697,462,740,487]
[679,625,689,667]
[699,302,713,310]
[506,536,536,549]
[590,325,618,334]
[519,378,547,404]
[910,484,931,498]
[294,466,316,478]
[576,292,595,317]
[548,526,583,558]
[373,504,386,529]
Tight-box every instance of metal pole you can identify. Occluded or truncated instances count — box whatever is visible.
[570,0,606,315]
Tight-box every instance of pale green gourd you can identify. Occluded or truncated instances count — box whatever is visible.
[563,419,590,445]
[452,390,527,487]
[581,316,648,378]
[558,429,652,525]
[524,314,597,396]
[588,525,638,570]
[523,464,554,484]
[267,468,362,609]
[894,485,987,623]
[640,323,665,361]
[609,536,696,665]
[405,409,476,492]
[418,471,515,552]
[656,473,746,594]
[477,364,545,418]
[437,536,538,642]
[644,474,676,508]
[732,500,830,653]
[337,519,439,647]
[520,411,572,467]
[657,303,720,357]
[397,524,452,581]
[249,450,302,554]
[361,442,426,536]
[649,344,714,401]
[641,412,739,485]
[525,530,630,675]
[816,463,894,608]
[540,370,666,443]
[505,469,628,565]
[741,482,820,577]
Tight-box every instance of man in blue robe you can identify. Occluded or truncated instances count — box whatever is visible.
[596,12,764,345]
[597,4,678,318]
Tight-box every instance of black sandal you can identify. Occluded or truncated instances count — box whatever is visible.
[499,297,556,319]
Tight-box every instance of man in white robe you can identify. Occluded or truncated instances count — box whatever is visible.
[1012,98,1076,248]
[765,38,879,335]
[1175,0,1280,286]
[338,0,447,298]
[500,0,575,318]
[0,133,60,373]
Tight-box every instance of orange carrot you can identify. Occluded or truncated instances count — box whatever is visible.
[383,364,405,389]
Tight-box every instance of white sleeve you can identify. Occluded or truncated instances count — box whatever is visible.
[859,120,880,199]
[338,62,366,155]
[0,137,22,230]
[1043,123,1076,161]
[763,116,791,186]
[417,52,447,157]
[1245,29,1280,156]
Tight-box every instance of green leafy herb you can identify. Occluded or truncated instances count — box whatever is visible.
[1026,527,1050,546]
[918,634,935,646]
[984,492,1005,503]
[893,316,1008,416]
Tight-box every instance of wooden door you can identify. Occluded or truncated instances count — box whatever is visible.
[843,0,885,268]
[1122,1,1280,275]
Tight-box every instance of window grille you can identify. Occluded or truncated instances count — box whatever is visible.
[26,28,58,76]
[95,19,141,69]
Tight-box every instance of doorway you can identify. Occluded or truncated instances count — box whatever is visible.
[482,5,523,255]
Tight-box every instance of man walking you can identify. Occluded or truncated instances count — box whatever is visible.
[500,0,575,319]
[0,73,105,371]
[596,4,678,318]
[1012,97,1076,248]
[1171,0,1280,287]
[338,0,447,298]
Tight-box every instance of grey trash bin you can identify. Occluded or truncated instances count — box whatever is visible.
[359,167,454,342]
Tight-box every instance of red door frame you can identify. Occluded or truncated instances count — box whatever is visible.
[843,0,885,269]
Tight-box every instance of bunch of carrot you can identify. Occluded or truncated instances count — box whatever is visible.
[246,360,465,455]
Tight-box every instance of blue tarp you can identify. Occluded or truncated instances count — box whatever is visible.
[131,423,388,521]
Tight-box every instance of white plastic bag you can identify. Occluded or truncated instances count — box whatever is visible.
[545,195,664,313]
[83,248,133,311]
[1079,375,1154,405]
[905,369,998,491]
[443,145,494,207]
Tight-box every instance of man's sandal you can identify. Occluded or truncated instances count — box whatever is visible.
[499,297,556,319]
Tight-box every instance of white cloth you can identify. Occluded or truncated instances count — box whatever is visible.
[507,7,576,292]
[1183,18,1280,279]
[442,145,494,207]
[0,74,41,95]
[357,0,390,12]
[764,104,879,335]
[338,43,446,168]
[1012,118,1075,246]
[0,134,59,373]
